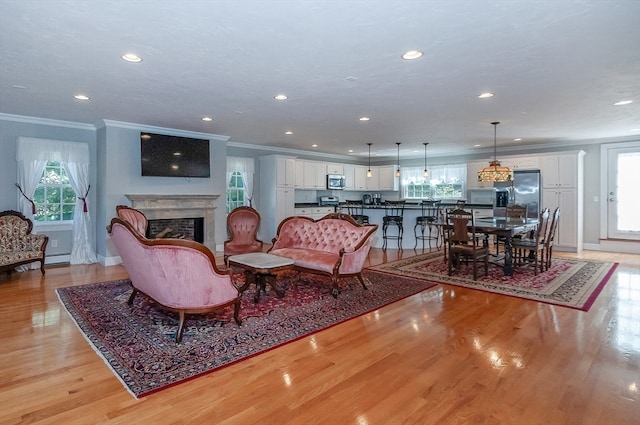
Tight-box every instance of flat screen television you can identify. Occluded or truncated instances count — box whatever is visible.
[140,132,210,178]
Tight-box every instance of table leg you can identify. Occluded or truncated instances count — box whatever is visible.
[503,236,514,276]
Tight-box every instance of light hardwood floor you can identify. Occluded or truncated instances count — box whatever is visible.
[1,248,639,424]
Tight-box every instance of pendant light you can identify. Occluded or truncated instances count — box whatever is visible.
[366,142,372,178]
[423,142,429,178]
[477,121,513,182]
[395,142,401,177]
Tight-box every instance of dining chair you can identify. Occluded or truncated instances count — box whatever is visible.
[414,199,442,251]
[544,207,560,270]
[445,208,489,280]
[382,200,406,250]
[512,208,550,275]
[345,199,369,225]
[495,204,528,255]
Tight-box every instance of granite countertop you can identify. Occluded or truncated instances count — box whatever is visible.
[294,201,494,209]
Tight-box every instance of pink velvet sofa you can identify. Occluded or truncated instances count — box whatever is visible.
[268,213,378,298]
[108,217,241,343]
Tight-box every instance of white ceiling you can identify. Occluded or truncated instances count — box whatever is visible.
[1,0,639,160]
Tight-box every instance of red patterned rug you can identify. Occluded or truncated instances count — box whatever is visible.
[368,251,617,311]
[56,270,436,398]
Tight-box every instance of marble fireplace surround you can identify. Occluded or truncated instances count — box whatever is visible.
[125,194,219,251]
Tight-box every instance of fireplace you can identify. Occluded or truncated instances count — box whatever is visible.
[147,217,204,242]
[125,194,218,250]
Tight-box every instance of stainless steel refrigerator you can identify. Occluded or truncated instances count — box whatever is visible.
[493,170,541,219]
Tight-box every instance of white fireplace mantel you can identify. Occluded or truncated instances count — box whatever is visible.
[125,194,219,251]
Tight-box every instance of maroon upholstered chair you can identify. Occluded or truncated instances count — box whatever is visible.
[223,206,264,265]
[116,205,148,237]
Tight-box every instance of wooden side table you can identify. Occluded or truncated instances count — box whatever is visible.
[228,252,295,302]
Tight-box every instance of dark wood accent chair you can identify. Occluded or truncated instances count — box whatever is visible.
[513,208,551,275]
[445,208,489,280]
[495,204,528,255]
[544,207,560,271]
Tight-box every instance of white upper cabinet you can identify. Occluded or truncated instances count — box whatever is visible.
[541,154,578,188]
[354,165,368,190]
[302,161,326,189]
[343,165,355,190]
[326,163,344,175]
[276,156,296,188]
[378,165,398,191]
[294,161,305,188]
[502,155,540,170]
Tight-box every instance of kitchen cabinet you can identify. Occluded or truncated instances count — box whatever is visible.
[302,161,326,189]
[259,155,297,240]
[541,154,578,188]
[354,165,368,190]
[343,165,355,190]
[274,156,295,188]
[504,156,540,170]
[326,163,344,175]
[378,165,398,191]
[294,206,334,220]
[294,161,305,189]
[540,151,584,252]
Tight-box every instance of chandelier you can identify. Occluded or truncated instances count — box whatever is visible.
[477,121,512,182]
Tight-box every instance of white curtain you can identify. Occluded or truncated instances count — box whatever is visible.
[227,156,255,206]
[16,137,96,264]
[64,161,98,264]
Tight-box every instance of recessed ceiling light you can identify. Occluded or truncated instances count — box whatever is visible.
[631,128,640,132]
[478,92,494,99]
[514,138,522,141]
[311,144,318,148]
[474,144,482,147]
[12,84,26,89]
[348,149,354,153]
[285,131,293,135]
[359,116,370,121]
[614,100,633,106]
[121,53,142,63]
[274,94,288,101]
[402,50,423,60]
[201,116,213,122]
[74,94,90,100]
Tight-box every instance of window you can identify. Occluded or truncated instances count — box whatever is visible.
[32,161,76,222]
[226,171,246,213]
[401,163,466,200]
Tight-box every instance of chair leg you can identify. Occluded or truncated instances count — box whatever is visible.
[356,274,368,290]
[127,288,139,305]
[233,298,242,325]
[176,311,186,343]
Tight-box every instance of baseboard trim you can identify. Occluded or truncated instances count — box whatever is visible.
[584,241,640,254]
[45,255,70,265]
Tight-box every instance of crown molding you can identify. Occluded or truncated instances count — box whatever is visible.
[98,120,230,142]
[0,113,95,130]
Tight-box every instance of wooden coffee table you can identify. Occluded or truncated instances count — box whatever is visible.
[228,252,295,302]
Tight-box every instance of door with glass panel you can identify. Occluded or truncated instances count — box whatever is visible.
[607,145,640,240]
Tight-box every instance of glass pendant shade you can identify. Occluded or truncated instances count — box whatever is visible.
[477,121,512,182]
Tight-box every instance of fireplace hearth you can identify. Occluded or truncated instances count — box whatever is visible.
[125,194,218,250]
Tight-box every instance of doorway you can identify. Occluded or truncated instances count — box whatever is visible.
[602,141,640,241]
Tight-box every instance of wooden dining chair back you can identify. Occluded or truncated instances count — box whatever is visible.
[495,204,529,255]
[445,208,489,280]
[512,208,550,275]
[544,207,560,270]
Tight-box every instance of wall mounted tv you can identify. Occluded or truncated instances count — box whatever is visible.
[140,132,210,178]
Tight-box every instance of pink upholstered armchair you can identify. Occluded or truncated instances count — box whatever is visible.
[223,206,264,265]
[108,217,241,343]
[116,205,148,237]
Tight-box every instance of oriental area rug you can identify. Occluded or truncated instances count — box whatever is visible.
[368,251,618,312]
[56,270,436,398]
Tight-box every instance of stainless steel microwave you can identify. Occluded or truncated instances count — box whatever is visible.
[327,174,346,190]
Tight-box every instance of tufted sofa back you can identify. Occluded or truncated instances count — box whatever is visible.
[272,215,376,254]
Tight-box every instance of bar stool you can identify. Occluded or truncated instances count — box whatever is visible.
[414,200,442,251]
[382,200,406,250]
[345,199,369,225]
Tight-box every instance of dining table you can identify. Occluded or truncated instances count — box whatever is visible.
[470,217,539,276]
